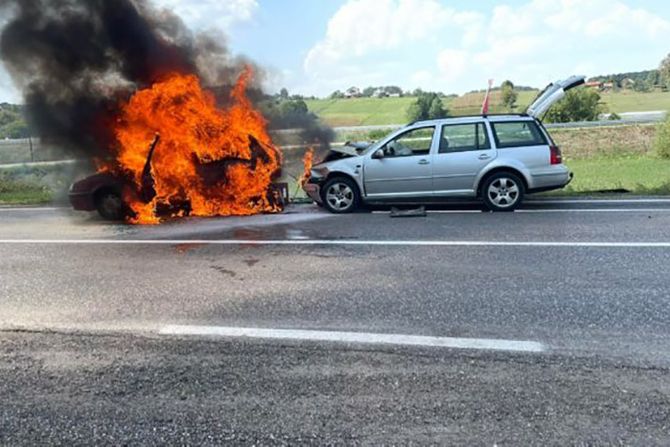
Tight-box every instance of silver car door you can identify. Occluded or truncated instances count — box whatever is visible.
[364,126,436,198]
[432,122,496,195]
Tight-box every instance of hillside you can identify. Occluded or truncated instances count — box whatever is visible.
[306,90,670,127]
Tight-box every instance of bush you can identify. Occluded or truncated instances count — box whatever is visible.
[0,173,52,204]
[544,89,604,123]
[367,129,388,140]
[406,92,448,122]
[608,112,622,121]
[500,80,518,111]
[0,119,30,138]
[654,117,670,159]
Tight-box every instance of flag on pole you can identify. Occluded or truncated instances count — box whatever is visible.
[481,79,494,115]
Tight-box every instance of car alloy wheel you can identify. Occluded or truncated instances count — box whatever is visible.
[321,176,361,214]
[487,177,520,208]
[325,182,355,212]
[481,172,525,212]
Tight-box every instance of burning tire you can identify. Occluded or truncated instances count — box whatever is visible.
[94,189,125,221]
[321,177,360,214]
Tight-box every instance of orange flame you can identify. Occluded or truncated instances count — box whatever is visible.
[299,148,314,187]
[110,67,282,224]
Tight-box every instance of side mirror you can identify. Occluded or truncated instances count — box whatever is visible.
[372,149,385,159]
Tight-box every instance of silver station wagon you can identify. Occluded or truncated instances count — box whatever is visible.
[304,76,584,213]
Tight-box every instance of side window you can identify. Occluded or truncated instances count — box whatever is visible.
[492,121,547,148]
[439,123,490,154]
[383,127,435,158]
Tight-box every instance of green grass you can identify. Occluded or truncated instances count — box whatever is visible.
[304,97,415,127]
[600,90,670,113]
[306,90,670,127]
[305,92,539,126]
[447,90,538,116]
[0,176,52,205]
[559,155,670,195]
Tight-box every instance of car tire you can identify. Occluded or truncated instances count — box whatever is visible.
[321,177,360,214]
[481,172,525,212]
[95,189,126,221]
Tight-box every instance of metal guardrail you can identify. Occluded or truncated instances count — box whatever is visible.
[273,114,666,136]
[544,119,662,129]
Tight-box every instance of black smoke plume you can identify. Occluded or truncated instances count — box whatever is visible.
[0,0,332,158]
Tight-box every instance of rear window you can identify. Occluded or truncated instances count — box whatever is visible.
[491,121,547,148]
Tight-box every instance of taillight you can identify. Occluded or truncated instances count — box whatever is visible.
[550,145,562,165]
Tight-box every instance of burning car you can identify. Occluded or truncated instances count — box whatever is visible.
[69,171,129,220]
[69,133,288,221]
[69,70,287,223]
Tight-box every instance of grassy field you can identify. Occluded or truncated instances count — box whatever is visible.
[304,97,415,127]
[0,175,52,205]
[306,90,670,127]
[561,156,670,195]
[600,90,670,113]
[551,124,656,159]
[550,124,670,195]
[0,163,85,205]
[447,90,537,116]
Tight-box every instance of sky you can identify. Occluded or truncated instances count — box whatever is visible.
[1,0,670,102]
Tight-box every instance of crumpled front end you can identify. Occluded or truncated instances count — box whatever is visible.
[301,142,371,205]
[303,176,324,204]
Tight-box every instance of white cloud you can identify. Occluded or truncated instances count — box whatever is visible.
[0,67,21,103]
[301,0,670,96]
[437,49,468,81]
[303,0,483,81]
[152,0,258,30]
[443,0,670,89]
[410,70,433,85]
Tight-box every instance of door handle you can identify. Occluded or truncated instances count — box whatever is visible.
[478,154,491,160]
[418,159,430,165]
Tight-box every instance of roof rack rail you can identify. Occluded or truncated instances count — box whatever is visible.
[408,113,529,126]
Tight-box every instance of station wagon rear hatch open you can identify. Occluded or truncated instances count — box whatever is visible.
[526,75,586,119]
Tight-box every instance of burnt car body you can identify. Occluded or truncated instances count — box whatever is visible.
[69,171,289,220]
[69,135,287,220]
[69,172,128,220]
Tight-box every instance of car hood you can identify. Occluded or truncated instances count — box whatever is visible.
[319,141,371,163]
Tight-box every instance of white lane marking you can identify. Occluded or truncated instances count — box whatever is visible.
[373,209,670,215]
[0,239,669,248]
[529,199,670,204]
[517,209,670,213]
[160,325,546,353]
[372,210,482,214]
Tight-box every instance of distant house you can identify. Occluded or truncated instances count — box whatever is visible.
[372,88,387,98]
[345,87,361,98]
[585,81,603,89]
[602,82,615,90]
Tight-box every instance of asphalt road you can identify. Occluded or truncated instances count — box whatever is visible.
[1,198,670,444]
